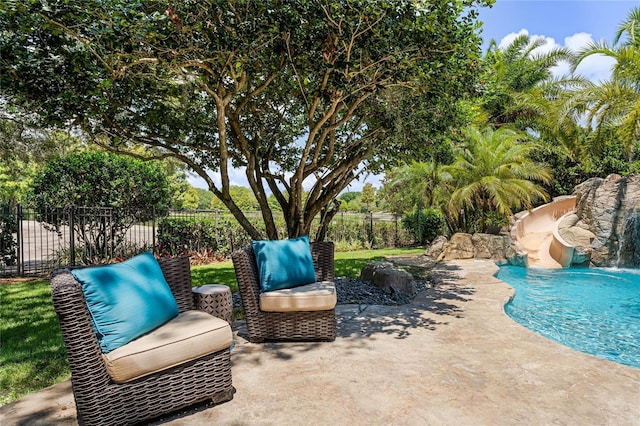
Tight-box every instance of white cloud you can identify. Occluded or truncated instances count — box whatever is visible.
[564,33,615,83]
[497,29,615,83]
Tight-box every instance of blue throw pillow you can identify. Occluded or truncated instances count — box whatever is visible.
[251,235,317,292]
[71,252,179,353]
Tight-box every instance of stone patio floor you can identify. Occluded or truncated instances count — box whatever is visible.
[1,259,639,425]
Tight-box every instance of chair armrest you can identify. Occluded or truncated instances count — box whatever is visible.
[311,241,335,281]
[231,246,262,314]
[158,256,195,313]
[50,269,112,390]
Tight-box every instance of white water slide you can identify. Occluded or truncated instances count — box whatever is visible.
[512,196,577,268]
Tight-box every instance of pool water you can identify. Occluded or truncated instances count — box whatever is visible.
[497,266,640,369]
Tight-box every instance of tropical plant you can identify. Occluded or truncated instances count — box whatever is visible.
[379,161,450,214]
[443,126,551,232]
[480,33,571,131]
[565,7,640,163]
[0,0,491,241]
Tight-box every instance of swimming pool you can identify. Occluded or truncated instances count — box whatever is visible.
[497,266,640,369]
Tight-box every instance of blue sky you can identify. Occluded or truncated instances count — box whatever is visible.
[477,0,636,81]
[189,1,637,192]
[479,0,637,49]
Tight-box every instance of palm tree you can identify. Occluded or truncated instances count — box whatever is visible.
[566,7,640,162]
[443,126,551,232]
[380,160,449,213]
[481,34,571,130]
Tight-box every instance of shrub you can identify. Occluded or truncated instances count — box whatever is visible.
[30,152,171,263]
[157,216,251,259]
[0,204,17,267]
[402,208,445,245]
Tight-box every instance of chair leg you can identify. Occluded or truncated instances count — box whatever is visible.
[211,388,234,404]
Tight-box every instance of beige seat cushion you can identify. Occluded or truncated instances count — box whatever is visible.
[259,281,337,312]
[102,310,232,383]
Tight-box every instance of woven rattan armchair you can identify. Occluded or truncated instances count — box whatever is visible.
[231,241,336,343]
[50,257,233,426]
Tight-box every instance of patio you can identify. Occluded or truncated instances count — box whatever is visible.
[1,259,639,425]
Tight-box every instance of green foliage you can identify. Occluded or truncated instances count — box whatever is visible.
[0,118,83,203]
[0,0,490,240]
[443,126,551,232]
[360,183,377,212]
[31,151,170,211]
[339,192,360,204]
[402,208,446,245]
[0,204,17,267]
[533,134,638,198]
[379,161,450,213]
[157,216,251,259]
[195,188,214,210]
[210,186,259,211]
[565,7,640,164]
[29,151,170,261]
[479,34,571,130]
[169,173,199,210]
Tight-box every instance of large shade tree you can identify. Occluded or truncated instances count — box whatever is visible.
[0,0,490,240]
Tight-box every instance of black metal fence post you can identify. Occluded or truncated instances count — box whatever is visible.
[395,214,400,248]
[152,207,156,255]
[69,207,76,266]
[16,204,23,276]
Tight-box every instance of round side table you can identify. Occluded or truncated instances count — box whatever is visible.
[192,284,233,325]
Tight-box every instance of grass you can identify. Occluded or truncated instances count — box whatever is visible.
[0,280,69,406]
[0,247,424,406]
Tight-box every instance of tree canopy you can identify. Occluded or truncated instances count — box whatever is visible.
[0,0,491,240]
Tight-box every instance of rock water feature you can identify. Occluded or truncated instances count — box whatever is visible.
[561,174,640,268]
[617,207,640,267]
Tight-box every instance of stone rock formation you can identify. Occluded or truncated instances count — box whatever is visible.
[424,235,447,259]
[424,174,640,268]
[559,174,640,267]
[441,233,474,260]
[426,233,511,263]
[360,261,416,297]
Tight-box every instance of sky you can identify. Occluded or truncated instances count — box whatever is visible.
[188,0,637,192]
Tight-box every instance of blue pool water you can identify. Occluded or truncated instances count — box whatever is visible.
[497,266,640,369]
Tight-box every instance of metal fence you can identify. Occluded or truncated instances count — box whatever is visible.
[0,205,415,277]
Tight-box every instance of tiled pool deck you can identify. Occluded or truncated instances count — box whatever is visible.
[1,259,639,425]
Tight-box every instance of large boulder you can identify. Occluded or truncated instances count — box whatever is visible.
[472,233,510,261]
[360,262,416,297]
[505,243,528,267]
[572,174,640,267]
[438,233,511,262]
[441,233,475,260]
[424,235,448,260]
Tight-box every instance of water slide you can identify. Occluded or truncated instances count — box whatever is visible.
[511,196,577,268]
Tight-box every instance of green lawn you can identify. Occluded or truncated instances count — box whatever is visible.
[0,247,424,405]
[0,280,69,405]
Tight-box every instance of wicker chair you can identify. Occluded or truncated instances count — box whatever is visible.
[231,241,336,343]
[50,257,233,426]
